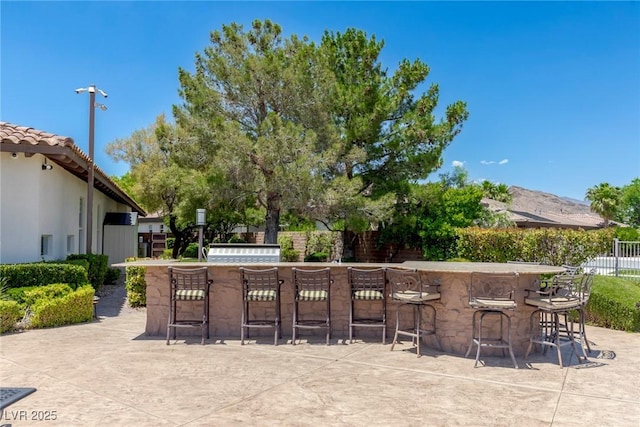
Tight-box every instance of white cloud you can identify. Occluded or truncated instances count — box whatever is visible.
[452,160,465,167]
[480,159,509,166]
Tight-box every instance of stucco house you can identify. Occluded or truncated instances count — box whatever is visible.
[0,121,146,264]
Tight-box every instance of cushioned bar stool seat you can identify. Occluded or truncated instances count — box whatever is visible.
[386,267,441,357]
[167,266,212,345]
[292,267,333,345]
[348,267,387,344]
[465,272,519,368]
[240,267,283,345]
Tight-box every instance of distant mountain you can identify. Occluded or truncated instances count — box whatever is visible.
[560,196,590,207]
[508,186,593,216]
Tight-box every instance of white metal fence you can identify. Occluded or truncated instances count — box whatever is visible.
[583,239,640,279]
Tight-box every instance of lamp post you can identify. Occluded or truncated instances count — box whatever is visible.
[75,84,108,254]
[196,209,206,261]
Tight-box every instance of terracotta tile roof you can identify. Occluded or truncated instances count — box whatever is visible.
[0,121,146,215]
[0,123,75,148]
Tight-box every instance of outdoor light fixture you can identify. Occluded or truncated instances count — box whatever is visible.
[42,159,53,171]
[75,83,108,254]
[197,209,206,261]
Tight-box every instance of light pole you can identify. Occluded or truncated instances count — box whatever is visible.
[75,84,108,254]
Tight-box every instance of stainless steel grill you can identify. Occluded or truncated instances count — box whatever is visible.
[204,244,281,263]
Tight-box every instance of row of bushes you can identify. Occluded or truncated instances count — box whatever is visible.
[0,255,119,290]
[456,227,614,266]
[0,283,94,333]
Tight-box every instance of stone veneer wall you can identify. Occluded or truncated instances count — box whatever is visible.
[146,264,541,355]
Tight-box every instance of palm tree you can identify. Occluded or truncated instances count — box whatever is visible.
[585,183,621,227]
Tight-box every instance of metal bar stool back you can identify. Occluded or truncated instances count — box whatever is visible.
[167,267,212,345]
[524,272,587,367]
[240,267,283,345]
[347,267,387,344]
[386,267,441,357]
[292,267,333,345]
[465,272,519,368]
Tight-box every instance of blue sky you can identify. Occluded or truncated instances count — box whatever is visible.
[2,1,639,201]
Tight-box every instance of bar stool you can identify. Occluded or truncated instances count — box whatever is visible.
[386,267,441,357]
[292,267,333,345]
[347,267,387,344]
[239,267,283,346]
[465,272,519,368]
[167,267,212,345]
[524,272,587,367]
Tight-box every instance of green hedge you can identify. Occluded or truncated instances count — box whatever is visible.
[277,235,299,262]
[30,285,94,329]
[125,265,146,307]
[0,263,88,289]
[105,268,121,286]
[22,284,73,307]
[586,276,640,332]
[456,227,614,266]
[66,254,109,289]
[0,300,23,334]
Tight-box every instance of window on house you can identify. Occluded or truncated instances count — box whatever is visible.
[67,235,75,254]
[41,235,53,257]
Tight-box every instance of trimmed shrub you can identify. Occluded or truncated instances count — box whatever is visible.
[304,252,329,262]
[5,286,38,305]
[182,243,199,258]
[23,284,73,307]
[30,285,94,328]
[585,276,640,332]
[0,300,23,334]
[66,254,109,289]
[456,227,614,266]
[0,263,88,289]
[105,268,121,286]
[125,265,147,307]
[278,235,299,262]
[305,232,334,260]
[614,227,640,241]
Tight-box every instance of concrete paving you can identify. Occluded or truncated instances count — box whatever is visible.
[1,285,638,427]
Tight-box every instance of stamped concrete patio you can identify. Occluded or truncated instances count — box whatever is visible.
[1,285,638,426]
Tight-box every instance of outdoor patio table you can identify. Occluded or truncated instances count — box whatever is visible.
[115,259,564,355]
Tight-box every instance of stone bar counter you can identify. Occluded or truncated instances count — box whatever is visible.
[115,260,564,356]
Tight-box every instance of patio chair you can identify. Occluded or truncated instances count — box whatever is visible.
[167,267,212,345]
[524,272,588,367]
[386,267,441,357]
[292,267,333,345]
[347,267,387,344]
[239,267,283,346]
[465,272,519,368]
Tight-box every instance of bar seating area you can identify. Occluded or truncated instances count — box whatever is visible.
[125,258,600,367]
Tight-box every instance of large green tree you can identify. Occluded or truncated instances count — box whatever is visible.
[309,29,468,257]
[618,178,640,228]
[174,20,334,244]
[585,182,622,227]
[106,116,204,258]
